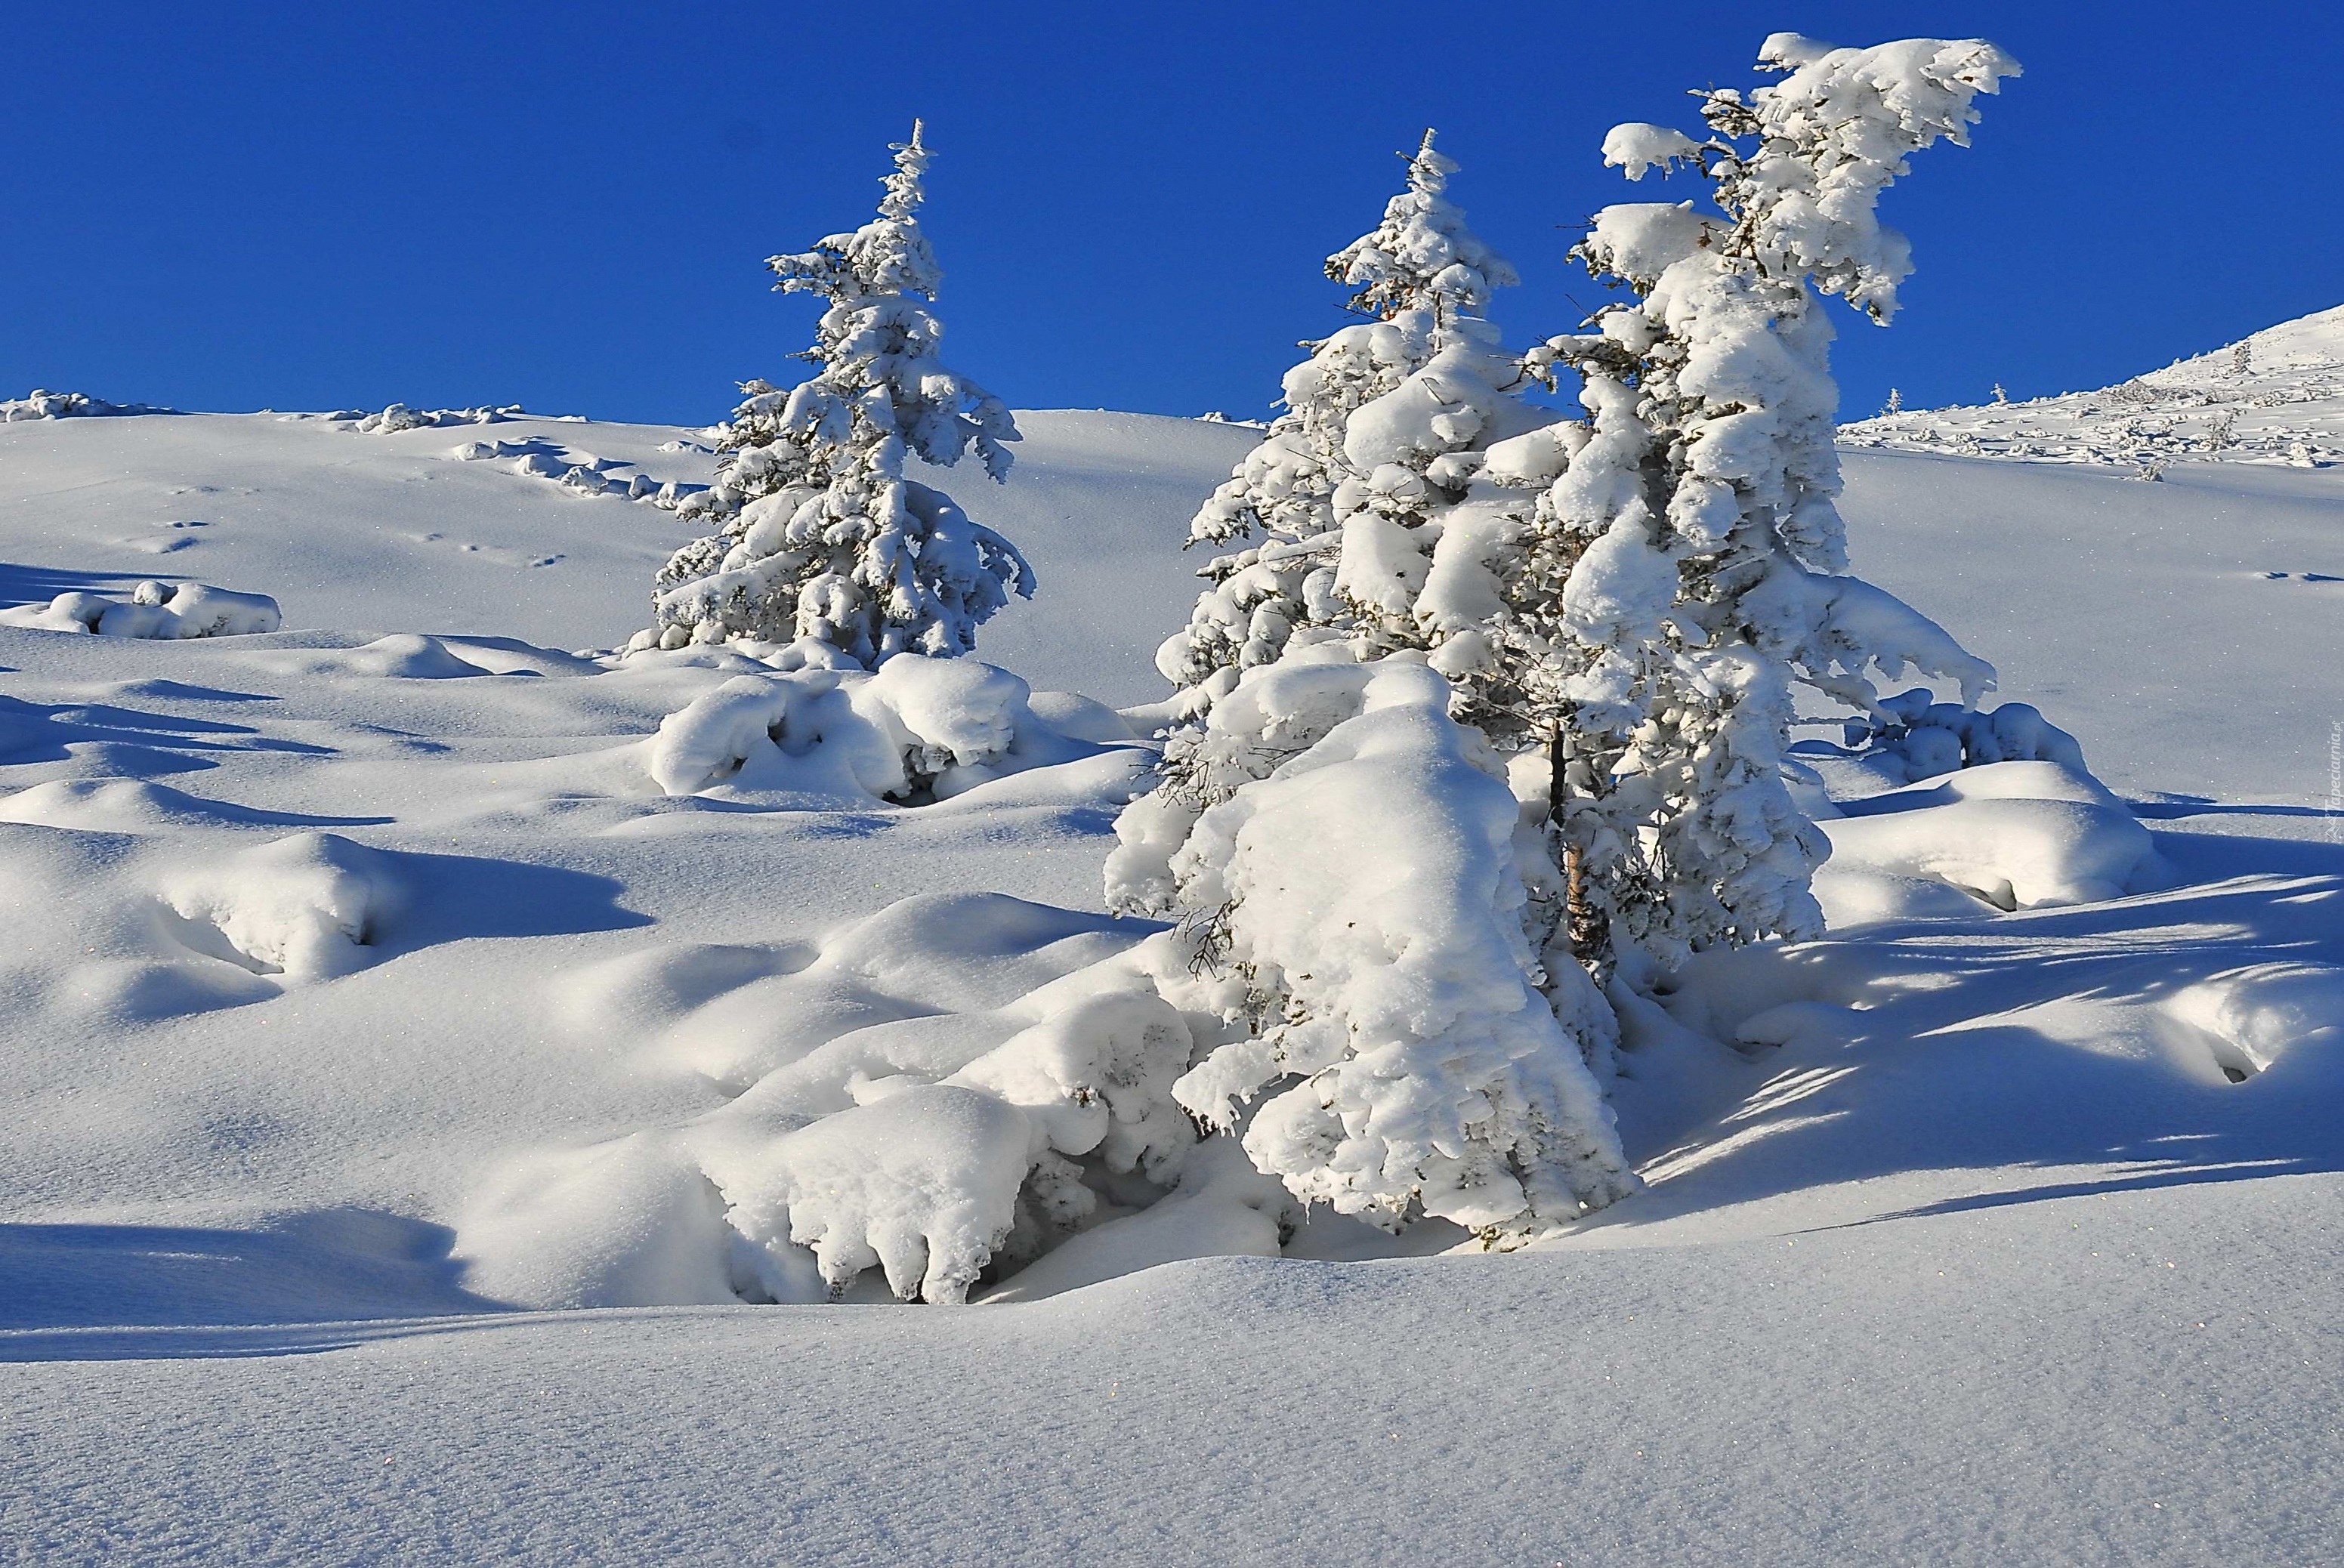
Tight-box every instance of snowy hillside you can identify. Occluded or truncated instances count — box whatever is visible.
[1842,302,2344,470]
[5,385,2342,1564]
[0,406,1249,704]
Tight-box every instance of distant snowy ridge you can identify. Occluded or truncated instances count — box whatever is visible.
[1840,303,2344,471]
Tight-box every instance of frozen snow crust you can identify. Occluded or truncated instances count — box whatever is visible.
[5,375,2343,1559]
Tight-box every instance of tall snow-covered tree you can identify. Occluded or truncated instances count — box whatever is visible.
[1157,131,1523,718]
[635,122,1031,664]
[1521,34,2015,975]
[1108,140,1638,1242]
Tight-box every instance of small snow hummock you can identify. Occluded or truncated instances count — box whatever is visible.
[156,832,403,981]
[0,579,281,638]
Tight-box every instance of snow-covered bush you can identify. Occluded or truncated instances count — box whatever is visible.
[1835,690,2085,783]
[348,403,520,434]
[635,122,1030,663]
[465,900,1213,1306]
[1515,32,2018,974]
[644,653,1110,804]
[1119,656,1635,1239]
[0,579,281,638]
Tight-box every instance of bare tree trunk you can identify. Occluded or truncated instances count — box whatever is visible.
[1549,721,1595,965]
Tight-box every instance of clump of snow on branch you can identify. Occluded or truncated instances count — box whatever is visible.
[637,122,1030,665]
[0,579,281,638]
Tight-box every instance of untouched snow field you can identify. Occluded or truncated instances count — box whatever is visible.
[5,384,2342,1563]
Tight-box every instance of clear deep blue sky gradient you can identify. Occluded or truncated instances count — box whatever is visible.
[8,2,2337,427]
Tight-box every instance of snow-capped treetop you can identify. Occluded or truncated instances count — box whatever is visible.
[767,120,945,310]
[759,119,1014,483]
[1598,35,2020,323]
[1326,129,1521,325]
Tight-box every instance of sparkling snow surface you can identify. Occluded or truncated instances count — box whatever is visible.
[4,394,2341,1563]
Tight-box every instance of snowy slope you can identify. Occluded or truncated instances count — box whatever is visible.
[3,382,2342,1564]
[0,407,1251,702]
[1841,303,2344,469]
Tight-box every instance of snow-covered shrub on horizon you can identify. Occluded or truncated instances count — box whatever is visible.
[1,389,173,421]
[635,122,1031,665]
[0,579,281,638]
[1514,32,2018,976]
[347,403,523,434]
[1113,656,1636,1239]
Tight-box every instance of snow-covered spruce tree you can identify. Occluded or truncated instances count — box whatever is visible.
[1157,131,1522,722]
[632,122,1030,664]
[1107,143,1639,1242]
[1518,34,2015,976]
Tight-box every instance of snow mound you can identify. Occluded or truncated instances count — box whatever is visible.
[2160,961,2344,1085]
[156,831,404,980]
[0,779,378,835]
[0,580,280,638]
[459,895,1205,1307]
[1818,760,2163,913]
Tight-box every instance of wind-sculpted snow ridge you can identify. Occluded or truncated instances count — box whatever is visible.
[1841,302,2344,471]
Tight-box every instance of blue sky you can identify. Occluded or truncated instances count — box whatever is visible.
[6,2,2336,427]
